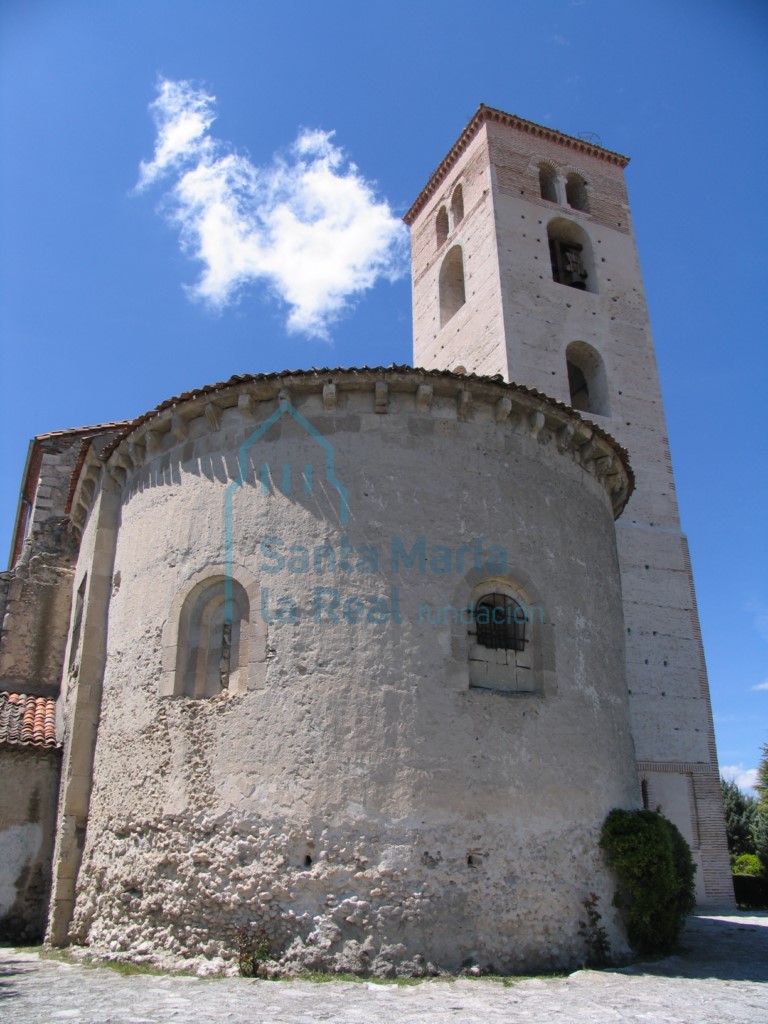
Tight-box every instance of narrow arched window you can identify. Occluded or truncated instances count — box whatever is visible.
[565,173,589,212]
[474,593,526,651]
[539,164,557,203]
[450,184,464,227]
[436,206,449,248]
[439,245,466,327]
[468,583,543,694]
[566,341,610,416]
[175,576,249,698]
[547,218,597,294]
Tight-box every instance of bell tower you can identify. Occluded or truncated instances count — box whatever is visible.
[405,105,733,906]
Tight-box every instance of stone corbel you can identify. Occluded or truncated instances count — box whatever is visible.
[127,438,145,468]
[80,477,96,502]
[112,451,132,473]
[171,413,188,440]
[70,504,86,529]
[204,402,222,431]
[416,383,433,410]
[494,396,512,423]
[528,410,546,439]
[238,393,256,419]
[457,387,471,421]
[375,381,388,414]
[579,437,599,465]
[323,383,337,411]
[105,463,126,488]
[144,430,160,455]
[593,455,613,481]
[556,422,575,453]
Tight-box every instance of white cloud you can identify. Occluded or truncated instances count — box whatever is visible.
[137,79,408,339]
[138,79,217,188]
[752,679,768,691]
[721,764,759,793]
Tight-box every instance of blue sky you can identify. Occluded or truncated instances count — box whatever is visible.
[1,0,766,786]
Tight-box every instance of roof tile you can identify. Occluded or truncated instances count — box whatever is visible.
[0,692,60,750]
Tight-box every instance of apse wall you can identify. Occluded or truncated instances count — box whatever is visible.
[64,368,638,973]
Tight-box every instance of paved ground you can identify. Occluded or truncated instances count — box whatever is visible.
[1,913,767,1023]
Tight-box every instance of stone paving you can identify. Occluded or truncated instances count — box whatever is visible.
[1,913,766,1024]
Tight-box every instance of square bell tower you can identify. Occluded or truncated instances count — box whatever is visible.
[405,105,733,906]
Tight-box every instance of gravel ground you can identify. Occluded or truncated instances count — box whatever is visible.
[1,912,766,1024]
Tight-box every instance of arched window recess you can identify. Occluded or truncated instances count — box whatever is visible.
[439,245,466,327]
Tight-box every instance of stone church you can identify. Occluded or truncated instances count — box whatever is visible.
[0,105,733,973]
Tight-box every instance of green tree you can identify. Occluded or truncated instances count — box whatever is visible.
[756,743,768,868]
[756,743,768,814]
[721,777,760,859]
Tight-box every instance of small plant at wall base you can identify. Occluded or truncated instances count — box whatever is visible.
[600,809,696,958]
[577,892,611,967]
[236,926,272,977]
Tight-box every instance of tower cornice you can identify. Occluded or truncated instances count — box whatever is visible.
[403,104,630,225]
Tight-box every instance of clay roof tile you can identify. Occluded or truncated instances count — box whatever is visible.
[0,692,60,750]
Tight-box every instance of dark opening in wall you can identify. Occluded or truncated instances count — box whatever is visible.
[565,173,589,212]
[565,341,611,416]
[547,219,597,293]
[439,245,466,327]
[436,206,449,248]
[538,164,557,203]
[451,184,464,226]
[550,239,587,289]
[567,360,590,412]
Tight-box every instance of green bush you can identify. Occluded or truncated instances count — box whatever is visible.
[600,809,696,957]
[732,853,765,877]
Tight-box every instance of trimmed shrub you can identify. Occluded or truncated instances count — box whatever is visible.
[732,853,765,877]
[600,809,696,957]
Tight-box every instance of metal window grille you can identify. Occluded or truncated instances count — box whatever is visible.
[474,594,526,651]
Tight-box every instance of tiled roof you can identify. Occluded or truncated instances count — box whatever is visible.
[98,365,633,483]
[0,692,59,750]
[33,421,132,442]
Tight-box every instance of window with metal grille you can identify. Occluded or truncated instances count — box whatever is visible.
[474,594,526,651]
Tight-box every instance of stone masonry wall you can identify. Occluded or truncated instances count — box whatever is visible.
[0,747,61,942]
[64,372,639,973]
